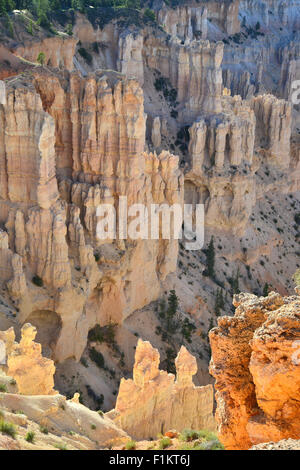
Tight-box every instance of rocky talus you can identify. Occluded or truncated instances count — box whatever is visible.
[209,290,300,450]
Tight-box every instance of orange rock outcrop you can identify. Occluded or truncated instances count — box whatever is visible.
[209,290,300,450]
[1,323,57,395]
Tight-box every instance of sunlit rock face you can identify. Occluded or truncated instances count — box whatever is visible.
[109,339,215,439]
[0,0,299,379]
[0,323,56,396]
[0,70,183,362]
[210,290,300,450]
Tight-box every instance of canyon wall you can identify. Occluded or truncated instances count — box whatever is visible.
[0,69,183,362]
[0,2,298,384]
[156,0,240,39]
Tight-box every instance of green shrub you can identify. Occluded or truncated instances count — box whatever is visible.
[179,429,224,450]
[143,8,156,23]
[0,420,17,438]
[37,52,46,66]
[40,425,48,434]
[0,384,7,393]
[54,442,68,450]
[25,431,35,443]
[159,437,171,449]
[66,23,73,36]
[125,440,136,450]
[179,429,200,442]
[32,275,43,287]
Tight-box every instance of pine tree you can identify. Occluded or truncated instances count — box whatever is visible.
[230,268,240,295]
[263,282,269,297]
[214,288,225,316]
[166,289,178,332]
[206,236,215,279]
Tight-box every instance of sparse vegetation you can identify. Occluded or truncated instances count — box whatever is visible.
[159,436,171,449]
[0,420,17,438]
[32,275,43,287]
[78,47,93,65]
[125,439,136,450]
[89,348,105,369]
[54,442,68,450]
[40,425,48,434]
[25,431,35,443]
[179,428,224,450]
[214,288,225,316]
[37,52,46,66]
[204,237,215,279]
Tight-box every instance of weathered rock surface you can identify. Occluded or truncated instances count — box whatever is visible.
[0,391,128,449]
[0,69,183,362]
[156,0,239,39]
[250,439,300,451]
[109,339,214,439]
[210,291,300,450]
[4,323,56,396]
[13,37,77,71]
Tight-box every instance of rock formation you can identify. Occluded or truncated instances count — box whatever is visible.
[108,339,214,439]
[251,95,291,168]
[13,37,77,71]
[156,0,240,39]
[2,323,57,396]
[209,290,300,450]
[0,65,184,362]
[144,36,224,119]
[0,2,298,421]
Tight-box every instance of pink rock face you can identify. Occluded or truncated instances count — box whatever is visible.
[113,339,214,440]
[210,291,300,450]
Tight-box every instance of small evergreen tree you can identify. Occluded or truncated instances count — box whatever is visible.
[206,236,215,279]
[214,288,225,316]
[166,289,178,332]
[263,282,269,297]
[230,268,240,295]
